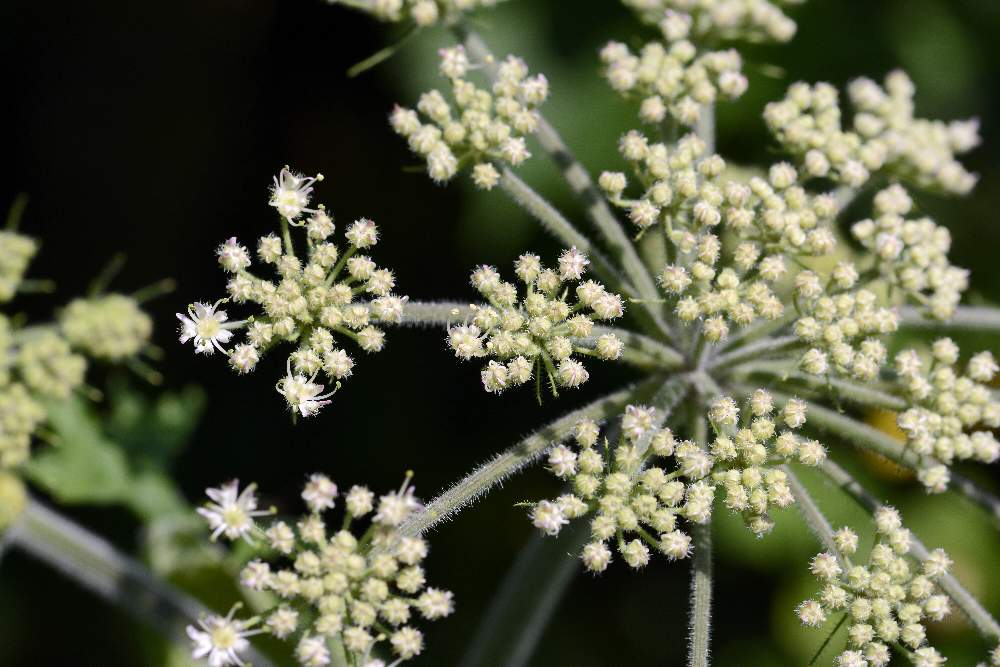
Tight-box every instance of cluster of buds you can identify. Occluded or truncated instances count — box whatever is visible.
[600,20,747,127]
[849,70,980,195]
[796,507,954,667]
[708,390,826,536]
[530,390,823,572]
[603,134,841,341]
[390,47,548,188]
[446,248,624,395]
[852,185,969,321]
[793,281,897,382]
[764,81,887,188]
[530,404,709,573]
[0,231,38,302]
[178,167,407,418]
[894,339,1000,493]
[766,73,980,196]
[1,223,152,475]
[620,0,799,43]
[192,474,453,667]
[330,0,503,27]
[59,295,153,360]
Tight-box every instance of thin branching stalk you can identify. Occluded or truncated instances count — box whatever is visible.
[688,522,713,667]
[459,523,590,667]
[398,376,667,537]
[450,22,668,336]
[898,305,1000,331]
[396,301,686,371]
[7,498,276,667]
[735,363,906,411]
[783,465,844,567]
[709,335,800,370]
[818,460,1000,642]
[765,389,1000,530]
[499,167,630,294]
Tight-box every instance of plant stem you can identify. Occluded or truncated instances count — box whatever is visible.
[688,522,713,667]
[898,305,1000,331]
[499,167,632,296]
[458,523,590,667]
[783,465,846,569]
[710,335,800,370]
[768,391,1000,530]
[818,459,1000,642]
[735,363,906,411]
[450,22,667,335]
[397,376,665,538]
[7,497,276,666]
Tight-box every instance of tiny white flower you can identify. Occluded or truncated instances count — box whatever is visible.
[532,500,568,536]
[276,360,337,417]
[302,474,338,513]
[197,480,271,543]
[186,605,262,667]
[557,246,589,281]
[269,167,322,221]
[177,302,237,355]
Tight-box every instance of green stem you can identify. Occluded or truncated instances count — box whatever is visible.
[783,465,846,569]
[458,523,589,667]
[710,335,800,371]
[898,305,1000,331]
[688,522,713,667]
[735,363,906,411]
[818,459,1000,642]
[8,498,276,666]
[397,376,664,538]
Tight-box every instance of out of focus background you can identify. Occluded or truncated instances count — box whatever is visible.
[1,0,999,664]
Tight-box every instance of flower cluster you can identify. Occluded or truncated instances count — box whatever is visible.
[603,133,841,341]
[530,390,824,572]
[447,248,624,395]
[60,295,153,360]
[179,167,407,418]
[849,71,980,195]
[1,219,153,480]
[708,390,826,535]
[765,72,980,195]
[764,81,887,188]
[851,185,968,321]
[600,20,747,127]
[330,0,504,27]
[894,338,999,493]
[620,0,799,43]
[792,282,896,381]
[0,231,38,302]
[192,474,453,667]
[390,46,548,188]
[796,507,954,667]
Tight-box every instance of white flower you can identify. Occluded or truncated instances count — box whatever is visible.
[276,360,337,417]
[217,237,251,273]
[177,302,236,355]
[374,479,421,527]
[269,167,322,221]
[295,634,331,667]
[186,605,261,667]
[558,246,589,281]
[416,588,455,619]
[302,474,338,513]
[531,500,568,536]
[197,480,271,543]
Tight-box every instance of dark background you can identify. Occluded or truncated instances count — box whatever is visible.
[1,0,999,665]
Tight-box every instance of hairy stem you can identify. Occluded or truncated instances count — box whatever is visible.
[783,465,844,567]
[710,335,800,370]
[398,376,665,537]
[451,22,667,336]
[898,305,1000,331]
[688,522,713,667]
[7,498,275,666]
[819,460,1000,641]
[735,363,906,411]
